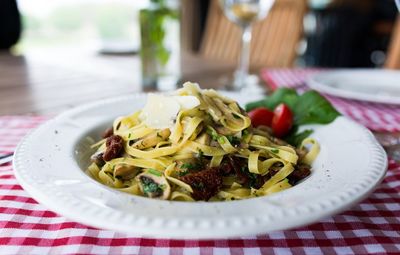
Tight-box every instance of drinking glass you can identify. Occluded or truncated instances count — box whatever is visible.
[140,0,180,91]
[219,0,275,90]
[396,0,400,11]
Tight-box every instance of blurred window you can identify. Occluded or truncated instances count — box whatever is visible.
[16,0,147,54]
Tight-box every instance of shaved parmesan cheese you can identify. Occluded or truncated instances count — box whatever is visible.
[140,94,200,129]
[140,94,180,129]
[173,96,200,110]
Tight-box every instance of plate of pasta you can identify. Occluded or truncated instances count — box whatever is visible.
[13,82,387,239]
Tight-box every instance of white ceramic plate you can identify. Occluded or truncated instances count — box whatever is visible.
[13,93,387,239]
[307,69,400,104]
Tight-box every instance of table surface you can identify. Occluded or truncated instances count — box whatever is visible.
[0,50,235,115]
[1,50,399,160]
[1,58,400,254]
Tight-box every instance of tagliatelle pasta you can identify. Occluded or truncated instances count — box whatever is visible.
[86,82,319,201]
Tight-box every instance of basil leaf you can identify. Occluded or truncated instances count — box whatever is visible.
[285,128,313,147]
[293,90,340,125]
[246,88,340,147]
[245,88,299,111]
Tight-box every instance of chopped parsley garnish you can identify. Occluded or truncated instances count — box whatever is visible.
[270,149,279,154]
[181,163,196,170]
[181,161,203,172]
[242,129,250,140]
[143,182,161,195]
[177,152,205,176]
[206,127,220,141]
[240,166,260,188]
[148,168,162,176]
[140,176,163,196]
[128,133,131,139]
[218,136,226,144]
[248,172,259,188]
[226,135,241,146]
[197,149,204,160]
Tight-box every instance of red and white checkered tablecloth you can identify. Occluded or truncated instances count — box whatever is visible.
[261,69,400,133]
[1,79,400,254]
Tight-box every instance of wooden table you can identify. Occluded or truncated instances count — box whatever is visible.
[1,50,399,161]
[0,50,235,115]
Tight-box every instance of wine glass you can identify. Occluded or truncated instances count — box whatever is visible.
[392,0,400,162]
[220,0,275,91]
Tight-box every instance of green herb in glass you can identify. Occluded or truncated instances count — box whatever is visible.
[139,0,180,89]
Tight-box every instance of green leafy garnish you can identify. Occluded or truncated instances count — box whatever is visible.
[148,168,162,177]
[226,135,241,146]
[245,88,340,145]
[239,166,259,188]
[245,88,340,126]
[197,149,204,161]
[180,158,203,174]
[181,163,201,171]
[248,172,259,188]
[195,150,206,169]
[270,149,279,154]
[181,163,194,170]
[140,176,163,196]
[143,182,160,194]
[206,127,220,141]
[293,90,340,125]
[245,88,298,112]
[285,129,313,147]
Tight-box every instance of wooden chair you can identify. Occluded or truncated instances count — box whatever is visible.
[180,0,206,53]
[385,16,400,69]
[199,0,308,69]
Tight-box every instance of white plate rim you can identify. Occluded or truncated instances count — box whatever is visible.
[307,69,400,105]
[13,93,388,239]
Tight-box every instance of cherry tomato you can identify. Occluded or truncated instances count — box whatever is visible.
[248,107,274,127]
[272,104,293,137]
